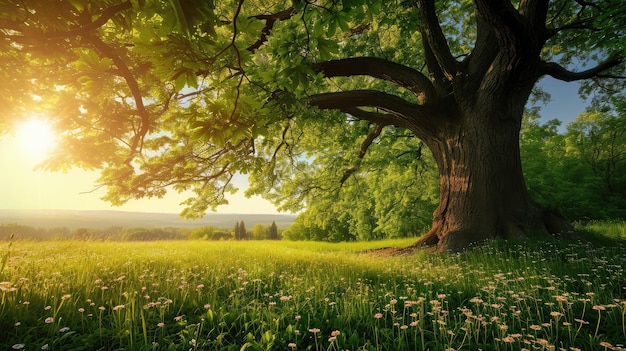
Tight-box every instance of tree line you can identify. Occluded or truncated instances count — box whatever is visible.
[0,221,282,242]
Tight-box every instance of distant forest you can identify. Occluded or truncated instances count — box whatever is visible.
[0,221,282,242]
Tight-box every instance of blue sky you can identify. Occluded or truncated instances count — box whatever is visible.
[535,77,589,129]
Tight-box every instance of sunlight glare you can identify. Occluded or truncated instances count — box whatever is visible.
[16,117,57,160]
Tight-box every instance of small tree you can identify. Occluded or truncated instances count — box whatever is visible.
[234,221,241,240]
[269,221,278,240]
[252,224,268,240]
[239,221,247,241]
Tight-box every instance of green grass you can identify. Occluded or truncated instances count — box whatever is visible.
[0,226,625,351]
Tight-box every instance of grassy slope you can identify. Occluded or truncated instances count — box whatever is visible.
[0,224,625,350]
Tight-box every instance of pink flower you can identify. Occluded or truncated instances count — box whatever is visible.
[592,305,606,311]
[12,344,25,350]
[374,313,383,319]
[112,305,125,311]
[157,322,165,327]
[44,317,54,324]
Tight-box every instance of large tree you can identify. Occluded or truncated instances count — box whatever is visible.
[1,0,624,251]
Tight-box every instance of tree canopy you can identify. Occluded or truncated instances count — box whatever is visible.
[1,0,624,248]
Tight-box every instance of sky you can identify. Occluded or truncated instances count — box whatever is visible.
[0,77,588,215]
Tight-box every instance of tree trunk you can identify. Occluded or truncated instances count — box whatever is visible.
[412,101,574,252]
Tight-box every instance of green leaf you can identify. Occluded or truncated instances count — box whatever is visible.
[169,0,190,36]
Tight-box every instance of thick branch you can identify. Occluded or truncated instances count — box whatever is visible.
[415,0,458,81]
[474,0,532,49]
[342,107,398,126]
[540,58,623,82]
[314,57,437,104]
[518,0,549,38]
[309,90,430,127]
[247,6,295,52]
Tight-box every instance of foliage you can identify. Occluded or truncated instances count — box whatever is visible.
[0,230,625,350]
[1,0,623,230]
[521,99,626,221]
[189,225,232,240]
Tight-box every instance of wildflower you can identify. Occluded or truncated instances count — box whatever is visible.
[41,344,49,350]
[390,299,398,305]
[196,284,204,290]
[328,336,337,342]
[288,342,296,348]
[374,313,383,319]
[98,306,106,311]
[204,303,211,309]
[400,325,408,330]
[45,317,54,324]
[44,305,51,310]
[59,327,70,333]
[157,322,165,327]
[12,344,25,350]
[331,330,340,337]
[61,294,71,300]
[437,294,447,299]
[529,324,541,331]
[592,305,606,311]
[22,301,30,305]
[599,341,613,348]
[78,308,85,313]
[410,320,419,327]
[174,315,183,322]
[113,304,125,311]
[309,328,320,333]
[502,336,515,343]
[550,311,563,317]
[295,315,302,320]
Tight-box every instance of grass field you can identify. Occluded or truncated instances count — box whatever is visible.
[1,224,625,350]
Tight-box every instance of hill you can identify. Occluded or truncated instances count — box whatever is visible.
[0,209,295,230]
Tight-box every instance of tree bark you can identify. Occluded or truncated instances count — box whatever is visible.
[410,100,574,252]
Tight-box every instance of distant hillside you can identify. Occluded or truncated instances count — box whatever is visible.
[0,209,296,230]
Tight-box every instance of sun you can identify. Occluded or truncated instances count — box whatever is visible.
[15,118,58,160]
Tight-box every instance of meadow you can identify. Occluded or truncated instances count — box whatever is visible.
[1,223,625,350]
